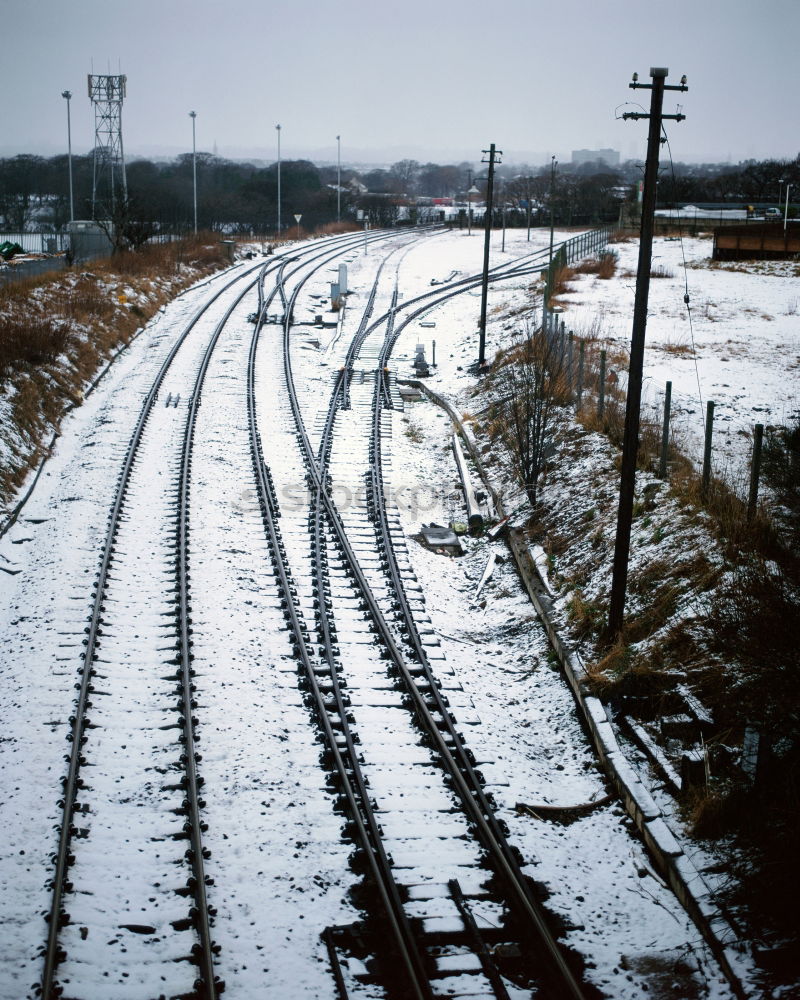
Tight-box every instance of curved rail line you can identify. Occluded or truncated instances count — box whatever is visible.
[368,280,590,997]
[39,258,271,999]
[341,260,591,998]
[40,224,604,999]
[259,231,602,997]
[40,225,396,998]
[248,232,437,999]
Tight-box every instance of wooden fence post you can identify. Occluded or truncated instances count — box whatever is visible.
[598,350,607,420]
[701,400,715,498]
[748,423,764,521]
[659,380,672,479]
[567,332,574,396]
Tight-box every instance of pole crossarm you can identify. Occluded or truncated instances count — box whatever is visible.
[622,112,686,122]
[630,83,688,93]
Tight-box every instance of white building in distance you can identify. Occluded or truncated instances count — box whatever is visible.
[571,148,620,167]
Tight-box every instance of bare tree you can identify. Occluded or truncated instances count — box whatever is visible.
[492,320,570,508]
[388,159,420,195]
[94,194,156,252]
[358,193,401,227]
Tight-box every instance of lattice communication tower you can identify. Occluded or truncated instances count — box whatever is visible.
[88,74,128,216]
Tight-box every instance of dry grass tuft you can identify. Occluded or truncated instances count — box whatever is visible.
[574,252,618,279]
[565,588,605,639]
[650,264,675,279]
[549,264,576,298]
[659,334,694,357]
[314,221,360,237]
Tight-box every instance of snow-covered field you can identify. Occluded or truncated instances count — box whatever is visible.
[554,235,799,484]
[1,225,782,999]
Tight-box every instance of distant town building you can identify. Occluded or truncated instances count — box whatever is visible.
[571,148,620,167]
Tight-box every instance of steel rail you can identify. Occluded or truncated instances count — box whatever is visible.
[40,226,426,998]
[369,302,589,1000]
[172,266,276,996]
[39,257,271,999]
[252,227,603,998]
[309,248,434,997]
[277,240,526,998]
[292,241,593,1000]
[247,248,434,1000]
[39,226,378,995]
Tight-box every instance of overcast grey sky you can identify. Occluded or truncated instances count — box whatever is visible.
[2,0,798,166]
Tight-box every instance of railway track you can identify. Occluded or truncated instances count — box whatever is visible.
[34,225,616,999]
[37,228,404,999]
[38,259,272,1000]
[248,235,601,998]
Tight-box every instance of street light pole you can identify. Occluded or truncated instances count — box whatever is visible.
[548,157,557,267]
[61,90,74,223]
[466,167,472,235]
[189,111,197,234]
[336,134,341,223]
[276,123,282,235]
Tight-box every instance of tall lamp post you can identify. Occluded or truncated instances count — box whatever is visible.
[336,134,341,223]
[61,90,74,223]
[189,111,197,234]
[785,183,793,235]
[276,124,282,234]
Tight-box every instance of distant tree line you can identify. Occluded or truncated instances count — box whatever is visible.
[1,151,797,235]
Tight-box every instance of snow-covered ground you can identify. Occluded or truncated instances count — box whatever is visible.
[554,235,799,486]
[1,226,780,998]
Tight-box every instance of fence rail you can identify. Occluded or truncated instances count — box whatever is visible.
[542,225,614,334]
[0,230,191,288]
[0,232,71,254]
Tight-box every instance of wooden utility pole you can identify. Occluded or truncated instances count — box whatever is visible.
[608,67,687,638]
[478,143,502,367]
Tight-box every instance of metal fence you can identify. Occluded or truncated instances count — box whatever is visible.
[0,231,71,254]
[0,230,183,253]
[558,225,614,267]
[541,225,614,333]
[0,229,187,288]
